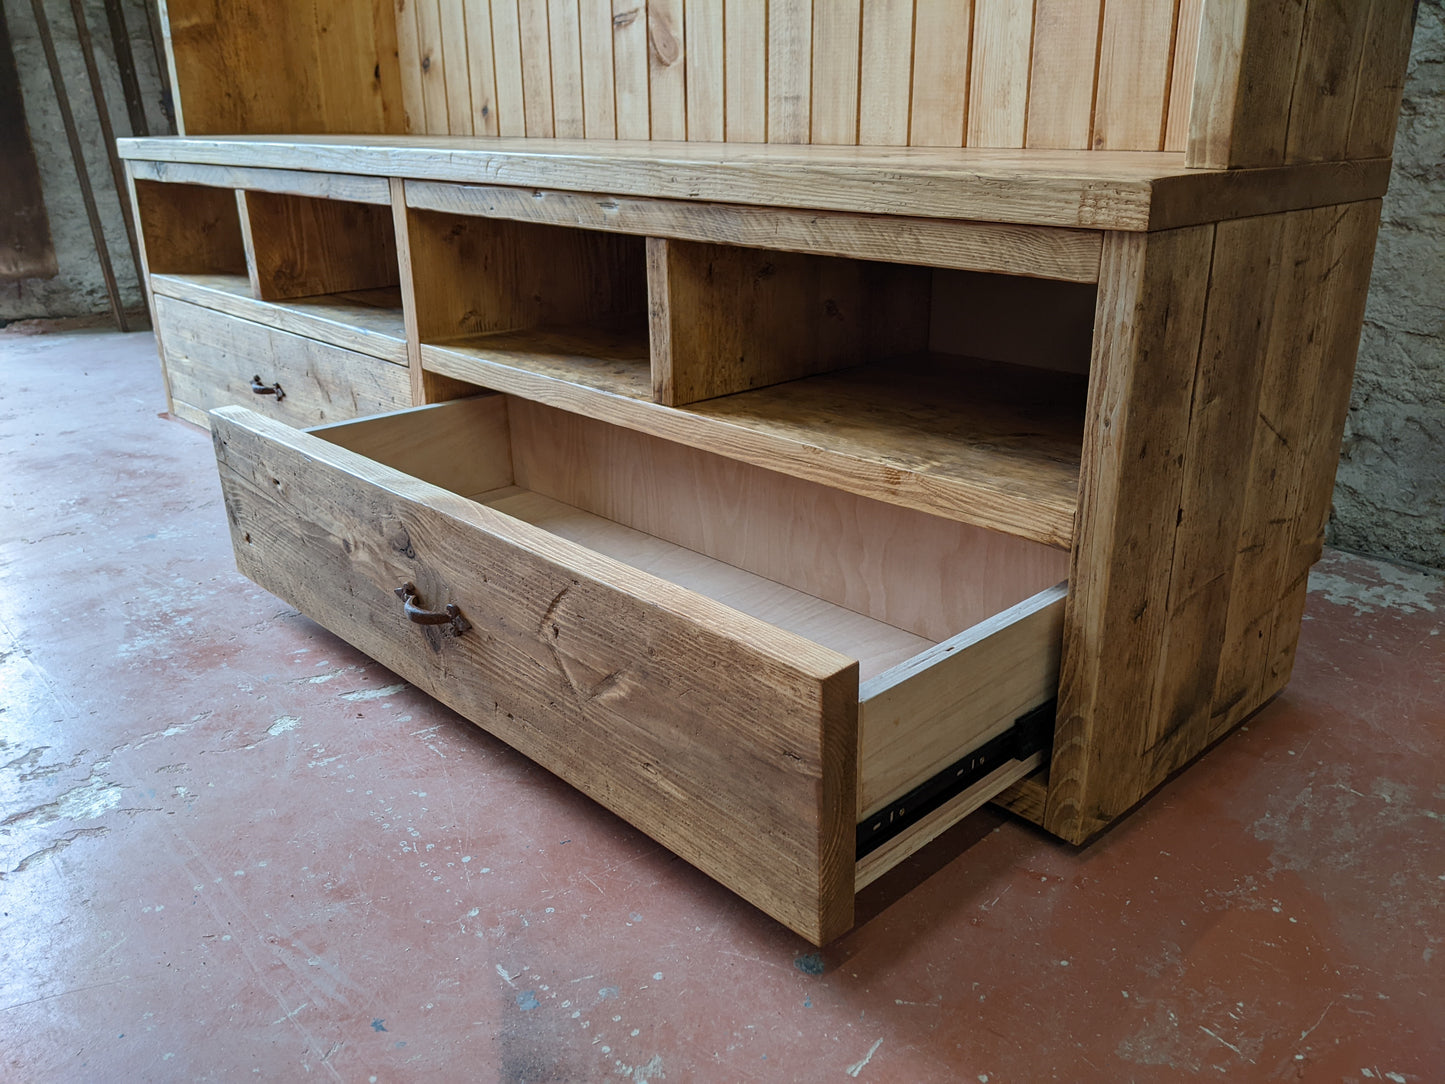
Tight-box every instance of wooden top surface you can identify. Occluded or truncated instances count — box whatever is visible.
[117,135,1389,233]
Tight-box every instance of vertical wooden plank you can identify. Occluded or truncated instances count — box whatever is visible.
[1285,0,1374,163]
[1347,0,1416,159]
[858,0,915,145]
[314,0,405,134]
[1093,0,1179,150]
[1163,0,1202,150]
[371,0,409,134]
[809,0,861,144]
[463,0,501,135]
[439,0,475,133]
[548,0,585,136]
[909,0,971,146]
[1262,200,1381,696]
[648,0,686,139]
[1025,0,1103,149]
[967,0,1033,147]
[768,0,813,143]
[725,0,768,141]
[415,0,452,134]
[395,0,427,133]
[613,0,652,138]
[1186,0,1307,168]
[1141,213,1284,777]
[1209,206,1336,739]
[1046,224,1213,844]
[579,0,618,137]
[491,0,528,136]
[684,0,725,140]
[518,0,555,135]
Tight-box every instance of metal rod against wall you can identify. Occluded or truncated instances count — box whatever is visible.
[70,0,145,315]
[141,0,173,131]
[102,0,148,137]
[28,0,127,332]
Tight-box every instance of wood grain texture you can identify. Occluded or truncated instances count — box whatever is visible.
[648,237,931,405]
[462,0,500,135]
[133,179,247,275]
[1141,212,1284,775]
[438,0,475,134]
[1285,0,1373,164]
[489,0,527,136]
[547,0,586,138]
[416,0,452,134]
[683,0,724,141]
[613,0,651,139]
[156,295,411,426]
[211,402,858,944]
[506,397,1069,644]
[119,136,1393,231]
[128,159,391,203]
[151,272,409,364]
[990,770,1048,824]
[1093,0,1177,150]
[1047,224,1213,843]
[240,192,399,301]
[1026,0,1103,150]
[405,179,1104,281]
[1186,0,1307,167]
[1164,0,1202,151]
[403,205,646,342]
[859,584,1065,816]
[1347,0,1417,159]
[164,0,403,136]
[909,0,972,147]
[809,0,862,145]
[396,0,427,132]
[967,0,1033,148]
[424,346,1085,547]
[517,0,555,135]
[724,0,766,141]
[647,0,686,139]
[425,325,652,400]
[311,394,516,498]
[768,0,812,143]
[484,488,932,680]
[578,0,617,137]
[858,0,915,146]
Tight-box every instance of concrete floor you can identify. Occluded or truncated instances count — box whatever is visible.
[1,326,1441,1083]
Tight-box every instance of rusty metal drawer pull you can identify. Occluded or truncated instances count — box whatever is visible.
[250,375,285,401]
[394,582,471,634]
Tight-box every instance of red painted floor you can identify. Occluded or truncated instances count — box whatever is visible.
[2,326,1441,1083]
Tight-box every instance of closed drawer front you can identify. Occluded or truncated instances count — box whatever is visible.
[210,395,1066,944]
[156,294,411,428]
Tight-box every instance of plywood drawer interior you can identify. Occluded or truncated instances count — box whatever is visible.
[211,394,1069,942]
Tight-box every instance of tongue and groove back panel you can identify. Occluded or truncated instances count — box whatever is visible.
[160,0,1415,168]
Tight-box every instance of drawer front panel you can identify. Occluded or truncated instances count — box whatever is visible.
[210,403,858,945]
[156,295,411,427]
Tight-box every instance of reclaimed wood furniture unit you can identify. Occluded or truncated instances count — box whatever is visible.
[121,0,1415,943]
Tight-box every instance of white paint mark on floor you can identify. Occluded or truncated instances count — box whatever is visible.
[845,1038,883,1077]
[268,716,301,737]
[340,683,408,702]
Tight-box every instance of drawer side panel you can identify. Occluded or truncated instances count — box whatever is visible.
[210,406,858,944]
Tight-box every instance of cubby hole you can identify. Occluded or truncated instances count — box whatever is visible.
[134,180,247,278]
[410,210,650,399]
[650,240,1095,548]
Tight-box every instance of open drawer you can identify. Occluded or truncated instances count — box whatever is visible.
[210,395,1069,944]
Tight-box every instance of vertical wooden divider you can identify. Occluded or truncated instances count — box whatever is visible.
[392,177,474,405]
[648,237,931,407]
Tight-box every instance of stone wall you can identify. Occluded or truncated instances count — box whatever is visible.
[1,0,167,322]
[1330,0,1445,571]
